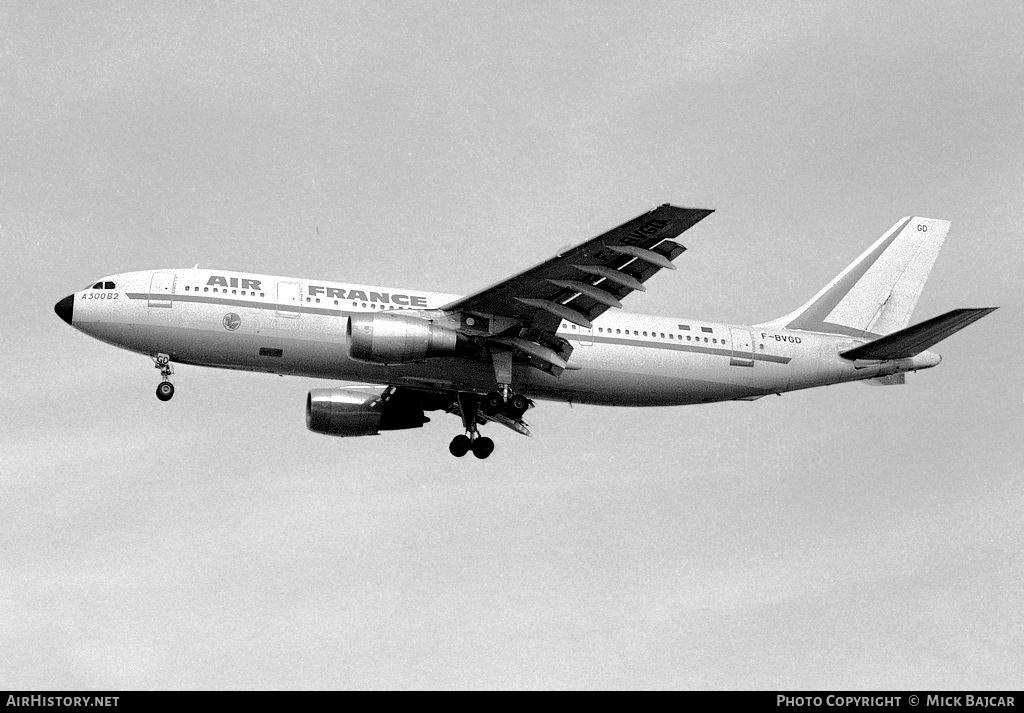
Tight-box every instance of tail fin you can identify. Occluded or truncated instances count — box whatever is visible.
[761,216,949,337]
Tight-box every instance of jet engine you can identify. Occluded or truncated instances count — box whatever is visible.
[347,313,458,364]
[306,386,428,437]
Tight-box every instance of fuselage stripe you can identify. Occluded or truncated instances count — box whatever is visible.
[125,292,357,317]
[564,335,791,364]
[123,292,792,364]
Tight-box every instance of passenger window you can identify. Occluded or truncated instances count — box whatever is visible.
[616,329,621,334]
[660,332,665,338]
[204,287,209,292]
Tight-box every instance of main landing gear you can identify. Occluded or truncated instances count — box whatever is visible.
[153,354,175,402]
[481,390,529,419]
[448,390,531,459]
[484,349,528,420]
[448,433,494,460]
[449,392,496,459]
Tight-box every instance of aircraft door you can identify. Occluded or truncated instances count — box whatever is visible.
[148,272,175,308]
[729,327,755,367]
[580,325,593,346]
[276,281,302,318]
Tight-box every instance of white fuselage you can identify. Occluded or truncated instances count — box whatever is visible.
[64,268,936,405]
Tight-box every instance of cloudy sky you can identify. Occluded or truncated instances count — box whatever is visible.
[2,1,1022,689]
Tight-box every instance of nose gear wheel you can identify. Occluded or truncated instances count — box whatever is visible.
[152,354,175,401]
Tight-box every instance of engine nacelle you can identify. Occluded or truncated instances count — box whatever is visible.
[347,313,458,364]
[306,387,428,437]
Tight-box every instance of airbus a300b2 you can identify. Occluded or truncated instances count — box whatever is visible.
[54,205,995,459]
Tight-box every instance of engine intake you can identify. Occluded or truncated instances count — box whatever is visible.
[347,313,458,364]
[306,387,428,437]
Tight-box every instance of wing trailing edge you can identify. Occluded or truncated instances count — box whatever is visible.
[840,307,997,361]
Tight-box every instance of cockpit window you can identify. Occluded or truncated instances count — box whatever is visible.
[104,281,116,289]
[88,281,117,290]
[92,282,103,289]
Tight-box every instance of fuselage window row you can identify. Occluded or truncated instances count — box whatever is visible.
[183,286,268,297]
[575,325,729,347]
[175,287,410,310]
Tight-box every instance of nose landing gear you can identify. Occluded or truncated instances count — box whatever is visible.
[152,354,175,401]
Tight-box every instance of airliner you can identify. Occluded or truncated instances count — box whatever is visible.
[54,205,995,459]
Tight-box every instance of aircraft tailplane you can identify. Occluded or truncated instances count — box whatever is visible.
[761,216,949,337]
[840,307,997,361]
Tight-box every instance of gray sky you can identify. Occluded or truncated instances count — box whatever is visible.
[2,0,1022,689]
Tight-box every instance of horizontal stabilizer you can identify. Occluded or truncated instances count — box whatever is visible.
[840,308,997,361]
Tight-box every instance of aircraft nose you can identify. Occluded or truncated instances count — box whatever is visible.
[54,294,74,325]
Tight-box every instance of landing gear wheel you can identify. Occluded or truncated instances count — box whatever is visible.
[152,354,175,402]
[156,381,175,402]
[506,393,529,419]
[481,392,503,416]
[449,434,471,457]
[471,436,495,460]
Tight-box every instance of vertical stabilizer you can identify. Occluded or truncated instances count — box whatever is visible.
[761,217,949,337]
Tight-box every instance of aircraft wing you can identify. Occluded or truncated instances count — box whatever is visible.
[440,204,713,338]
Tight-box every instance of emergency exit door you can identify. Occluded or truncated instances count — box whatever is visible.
[148,272,175,308]
[729,327,755,367]
[276,282,302,318]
